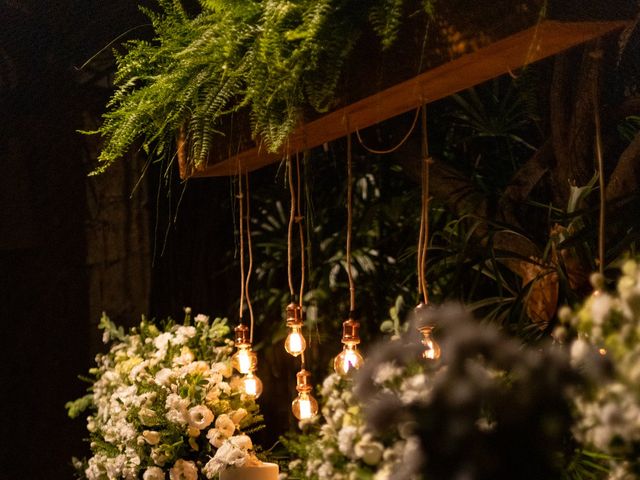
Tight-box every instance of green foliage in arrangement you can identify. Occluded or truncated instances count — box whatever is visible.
[89,0,435,174]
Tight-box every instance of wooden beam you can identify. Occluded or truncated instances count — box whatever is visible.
[187,20,629,178]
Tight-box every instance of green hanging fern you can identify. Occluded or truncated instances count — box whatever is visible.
[89,0,416,174]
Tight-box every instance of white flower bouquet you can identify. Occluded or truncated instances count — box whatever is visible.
[282,365,426,480]
[67,311,263,479]
[560,259,640,479]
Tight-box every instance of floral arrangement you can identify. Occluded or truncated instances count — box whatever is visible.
[66,310,263,480]
[282,301,428,480]
[282,368,426,480]
[559,259,640,479]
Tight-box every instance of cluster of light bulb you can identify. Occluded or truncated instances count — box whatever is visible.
[283,303,319,420]
[232,324,263,398]
[333,318,364,376]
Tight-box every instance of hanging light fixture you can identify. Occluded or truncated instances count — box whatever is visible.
[291,369,319,420]
[284,302,306,356]
[231,171,264,397]
[334,317,364,375]
[414,104,441,361]
[282,154,317,420]
[333,132,364,376]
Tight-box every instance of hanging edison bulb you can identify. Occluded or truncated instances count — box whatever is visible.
[419,325,441,360]
[291,369,318,420]
[242,371,264,399]
[333,318,364,376]
[414,303,441,361]
[284,303,306,356]
[232,325,257,374]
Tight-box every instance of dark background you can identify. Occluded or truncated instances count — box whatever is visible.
[2,1,638,479]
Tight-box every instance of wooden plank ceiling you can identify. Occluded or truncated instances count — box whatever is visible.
[182,19,629,179]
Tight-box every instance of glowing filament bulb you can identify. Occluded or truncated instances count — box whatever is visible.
[292,391,318,420]
[232,346,256,374]
[291,369,318,420]
[334,344,364,376]
[285,326,306,356]
[420,326,441,360]
[242,372,263,399]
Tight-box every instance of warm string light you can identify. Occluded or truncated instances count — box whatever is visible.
[231,171,263,398]
[415,104,441,361]
[334,131,364,376]
[291,369,318,420]
[284,154,317,420]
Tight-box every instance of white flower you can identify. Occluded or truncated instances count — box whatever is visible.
[317,462,334,479]
[230,408,248,425]
[373,361,403,385]
[570,338,590,367]
[165,394,189,426]
[215,414,236,437]
[337,425,358,457]
[143,466,165,480]
[202,435,253,478]
[142,430,161,445]
[174,326,197,345]
[188,405,214,430]
[399,374,430,405]
[155,368,174,387]
[230,434,253,451]
[169,459,197,480]
[194,314,209,324]
[139,407,157,426]
[591,293,613,326]
[354,434,384,465]
[207,429,226,448]
[151,448,170,467]
[212,362,233,378]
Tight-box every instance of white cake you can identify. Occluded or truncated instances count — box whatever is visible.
[219,462,279,480]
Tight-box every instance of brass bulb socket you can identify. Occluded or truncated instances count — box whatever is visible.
[286,303,303,328]
[341,318,361,345]
[234,324,250,347]
[295,369,313,393]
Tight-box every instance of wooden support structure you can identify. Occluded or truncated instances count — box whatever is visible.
[183,20,629,178]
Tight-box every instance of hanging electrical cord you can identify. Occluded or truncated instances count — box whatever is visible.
[287,156,296,299]
[238,165,245,323]
[346,132,356,314]
[594,72,606,276]
[355,106,421,155]
[334,131,364,376]
[231,166,263,398]
[296,153,306,307]
[415,104,441,361]
[285,155,308,359]
[420,104,431,304]
[244,173,255,343]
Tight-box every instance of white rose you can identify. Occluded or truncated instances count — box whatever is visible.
[194,314,209,324]
[206,429,226,448]
[213,439,249,467]
[230,434,253,451]
[215,414,236,437]
[143,466,165,480]
[169,459,197,480]
[188,405,214,430]
[230,408,248,425]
